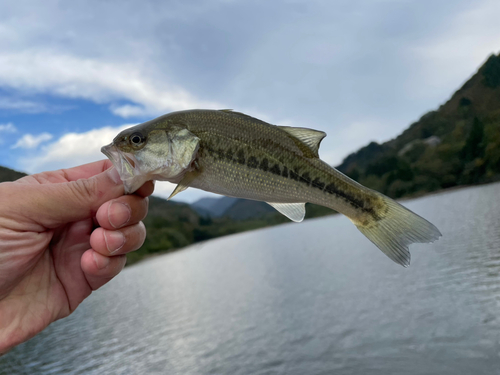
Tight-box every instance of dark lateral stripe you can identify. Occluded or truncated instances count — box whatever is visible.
[269,164,281,175]
[247,156,258,168]
[237,150,246,164]
[206,145,215,155]
[300,172,311,185]
[324,183,376,214]
[223,152,327,193]
[218,148,225,160]
[260,158,269,171]
[311,177,325,190]
[282,166,289,178]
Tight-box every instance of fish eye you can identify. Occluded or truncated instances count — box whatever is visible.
[129,132,145,146]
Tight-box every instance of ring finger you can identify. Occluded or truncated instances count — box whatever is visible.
[90,221,146,256]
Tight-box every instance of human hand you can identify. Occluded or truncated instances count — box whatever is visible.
[0,160,154,353]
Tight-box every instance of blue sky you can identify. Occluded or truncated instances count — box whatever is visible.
[1,0,499,202]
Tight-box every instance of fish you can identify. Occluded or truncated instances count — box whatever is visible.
[101,109,441,267]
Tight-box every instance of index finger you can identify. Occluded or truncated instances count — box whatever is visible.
[62,160,155,197]
[60,159,114,181]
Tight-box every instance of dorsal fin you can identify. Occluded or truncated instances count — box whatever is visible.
[220,110,326,157]
[278,126,326,157]
[219,109,272,126]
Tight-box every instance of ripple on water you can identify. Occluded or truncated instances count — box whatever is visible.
[2,183,500,375]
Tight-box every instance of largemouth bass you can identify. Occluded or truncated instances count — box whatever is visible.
[102,109,441,266]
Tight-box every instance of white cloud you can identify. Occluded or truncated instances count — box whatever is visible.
[0,97,48,113]
[12,133,53,149]
[408,0,500,100]
[110,104,147,118]
[0,51,220,118]
[0,122,17,145]
[2,0,500,205]
[17,126,131,173]
[0,97,72,114]
[0,122,17,133]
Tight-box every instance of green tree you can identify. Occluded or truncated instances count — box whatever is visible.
[461,117,485,162]
[482,54,500,88]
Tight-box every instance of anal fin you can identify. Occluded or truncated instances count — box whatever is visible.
[267,202,306,222]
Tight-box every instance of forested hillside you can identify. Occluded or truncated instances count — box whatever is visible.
[0,165,26,181]
[337,53,500,198]
[2,52,499,264]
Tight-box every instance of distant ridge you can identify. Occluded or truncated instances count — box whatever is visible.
[1,52,499,265]
[0,165,27,182]
[190,53,500,215]
[191,196,238,217]
[337,52,500,198]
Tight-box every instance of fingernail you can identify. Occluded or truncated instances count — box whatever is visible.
[107,167,122,185]
[108,201,131,228]
[104,230,125,254]
[93,252,110,270]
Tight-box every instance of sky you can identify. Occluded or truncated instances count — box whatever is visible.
[0,0,499,203]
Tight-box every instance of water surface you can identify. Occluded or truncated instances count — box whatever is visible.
[2,183,500,374]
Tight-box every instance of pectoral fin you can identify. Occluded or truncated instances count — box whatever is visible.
[168,183,189,200]
[267,202,306,222]
[168,170,199,200]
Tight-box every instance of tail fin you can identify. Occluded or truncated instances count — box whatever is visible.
[354,196,441,267]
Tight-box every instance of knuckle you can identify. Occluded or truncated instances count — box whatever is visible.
[71,178,98,201]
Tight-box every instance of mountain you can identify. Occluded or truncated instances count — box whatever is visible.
[0,165,27,182]
[191,196,238,217]
[127,196,203,264]
[218,53,500,218]
[1,52,499,264]
[337,52,500,198]
[192,196,278,220]
[190,197,216,216]
[223,199,275,220]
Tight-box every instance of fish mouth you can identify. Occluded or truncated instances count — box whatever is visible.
[101,143,134,176]
[101,143,143,193]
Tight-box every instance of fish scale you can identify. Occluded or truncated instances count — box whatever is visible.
[183,111,366,213]
[102,109,442,267]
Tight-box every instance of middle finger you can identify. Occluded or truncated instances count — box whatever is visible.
[96,195,148,230]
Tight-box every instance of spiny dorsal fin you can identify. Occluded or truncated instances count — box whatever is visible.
[221,110,326,157]
[267,202,306,222]
[278,126,326,158]
[219,109,272,126]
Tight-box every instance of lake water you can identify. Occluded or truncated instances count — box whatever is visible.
[1,183,500,375]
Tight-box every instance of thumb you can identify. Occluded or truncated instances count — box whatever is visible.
[22,167,125,228]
